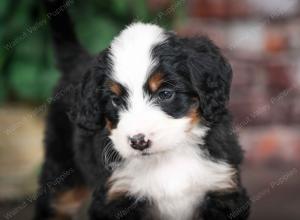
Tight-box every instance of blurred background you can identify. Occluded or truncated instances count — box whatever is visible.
[0,0,299,219]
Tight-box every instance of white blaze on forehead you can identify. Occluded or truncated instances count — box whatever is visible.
[109,22,166,92]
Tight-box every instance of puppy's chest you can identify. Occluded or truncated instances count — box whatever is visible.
[131,159,202,220]
[109,153,235,220]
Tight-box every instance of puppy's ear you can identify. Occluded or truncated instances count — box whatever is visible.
[186,37,232,123]
[69,52,109,135]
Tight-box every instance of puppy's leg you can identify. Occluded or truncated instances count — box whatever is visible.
[89,186,147,220]
[34,163,90,220]
[199,188,250,220]
[34,156,91,220]
[34,105,90,220]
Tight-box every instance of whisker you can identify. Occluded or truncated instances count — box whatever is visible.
[102,141,122,171]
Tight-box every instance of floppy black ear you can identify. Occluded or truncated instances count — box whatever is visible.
[69,52,109,135]
[186,37,232,123]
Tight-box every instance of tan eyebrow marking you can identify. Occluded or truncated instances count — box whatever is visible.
[110,81,122,96]
[148,72,164,92]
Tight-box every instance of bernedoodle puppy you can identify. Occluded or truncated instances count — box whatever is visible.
[35,0,250,219]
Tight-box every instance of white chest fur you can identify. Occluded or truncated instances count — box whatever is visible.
[109,147,236,220]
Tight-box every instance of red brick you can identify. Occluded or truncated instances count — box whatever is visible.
[187,0,251,18]
[265,61,292,92]
[265,28,289,54]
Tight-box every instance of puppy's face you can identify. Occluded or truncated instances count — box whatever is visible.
[75,23,232,159]
[106,69,202,158]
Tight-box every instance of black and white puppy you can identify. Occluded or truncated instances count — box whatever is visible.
[35,1,250,220]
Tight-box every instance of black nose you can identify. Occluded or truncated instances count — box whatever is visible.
[129,133,150,151]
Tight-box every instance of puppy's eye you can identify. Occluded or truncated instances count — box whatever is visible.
[112,96,121,107]
[158,90,175,101]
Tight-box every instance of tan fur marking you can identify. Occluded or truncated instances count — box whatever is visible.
[110,81,122,96]
[105,118,113,131]
[53,187,90,218]
[148,72,163,92]
[106,189,127,203]
[188,107,200,125]
[50,213,72,220]
[106,177,128,203]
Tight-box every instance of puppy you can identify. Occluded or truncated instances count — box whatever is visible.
[35,0,250,220]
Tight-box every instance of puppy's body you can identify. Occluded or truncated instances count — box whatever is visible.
[35,1,250,220]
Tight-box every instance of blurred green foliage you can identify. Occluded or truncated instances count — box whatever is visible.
[0,0,184,105]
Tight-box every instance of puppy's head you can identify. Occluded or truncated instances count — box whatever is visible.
[74,23,232,159]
